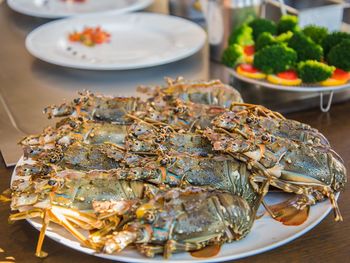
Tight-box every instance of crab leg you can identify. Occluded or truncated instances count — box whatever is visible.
[230,102,285,120]
[51,205,102,229]
[35,209,50,258]
[48,206,93,249]
[89,217,120,245]
[103,230,138,254]
[0,189,11,203]
[8,208,43,222]
[328,191,342,221]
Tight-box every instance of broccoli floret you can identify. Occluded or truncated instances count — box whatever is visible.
[248,18,277,41]
[276,31,294,43]
[277,15,298,34]
[327,39,350,71]
[253,44,297,74]
[322,31,350,57]
[256,31,294,51]
[302,25,328,45]
[288,31,323,62]
[222,44,244,67]
[255,32,277,51]
[297,60,334,83]
[228,24,254,46]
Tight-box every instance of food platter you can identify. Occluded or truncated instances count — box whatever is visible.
[7,0,154,19]
[25,13,206,70]
[12,157,336,263]
[227,67,350,112]
[227,67,350,93]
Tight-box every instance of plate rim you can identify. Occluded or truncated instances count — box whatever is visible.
[25,12,207,70]
[7,0,154,19]
[226,67,350,93]
[12,157,336,263]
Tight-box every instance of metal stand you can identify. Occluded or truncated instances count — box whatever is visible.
[319,91,334,113]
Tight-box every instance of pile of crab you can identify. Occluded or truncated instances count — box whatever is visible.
[7,77,346,258]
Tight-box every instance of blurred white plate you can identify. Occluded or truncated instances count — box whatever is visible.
[7,0,153,19]
[12,157,336,262]
[25,13,206,70]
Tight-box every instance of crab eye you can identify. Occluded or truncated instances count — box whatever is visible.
[199,152,208,157]
[261,134,269,141]
[48,179,57,186]
[144,211,155,223]
[70,122,77,128]
[155,137,163,143]
[246,117,253,124]
[160,159,168,166]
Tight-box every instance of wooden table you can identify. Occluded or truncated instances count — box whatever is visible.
[0,102,349,263]
[1,0,350,261]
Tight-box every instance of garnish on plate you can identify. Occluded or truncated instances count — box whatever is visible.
[321,68,350,86]
[223,14,350,87]
[243,45,255,63]
[267,69,301,86]
[69,26,111,47]
[236,63,266,79]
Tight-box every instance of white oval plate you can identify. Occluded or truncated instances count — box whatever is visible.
[227,67,350,93]
[25,13,206,70]
[12,157,336,262]
[7,0,153,19]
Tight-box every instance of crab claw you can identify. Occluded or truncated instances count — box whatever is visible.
[103,231,138,254]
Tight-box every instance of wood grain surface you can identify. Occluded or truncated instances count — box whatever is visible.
[0,102,349,263]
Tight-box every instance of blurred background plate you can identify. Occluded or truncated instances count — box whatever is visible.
[7,0,153,18]
[25,12,206,70]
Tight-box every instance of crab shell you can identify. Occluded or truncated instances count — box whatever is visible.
[103,187,253,258]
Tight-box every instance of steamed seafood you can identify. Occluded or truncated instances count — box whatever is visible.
[6,78,346,259]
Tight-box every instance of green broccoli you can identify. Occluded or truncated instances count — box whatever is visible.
[255,32,277,51]
[322,31,350,57]
[248,18,277,41]
[277,15,298,34]
[228,24,254,46]
[327,39,350,71]
[302,25,328,45]
[288,31,323,62]
[276,31,294,43]
[222,44,244,68]
[297,60,334,83]
[253,44,297,74]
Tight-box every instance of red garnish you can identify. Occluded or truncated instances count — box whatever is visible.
[69,26,111,47]
[332,68,350,80]
[240,63,259,73]
[243,45,255,56]
[277,70,298,80]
